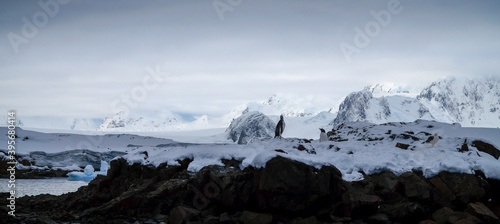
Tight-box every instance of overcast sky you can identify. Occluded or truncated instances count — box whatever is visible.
[1,0,499,119]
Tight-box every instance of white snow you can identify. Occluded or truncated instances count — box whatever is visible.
[118,120,500,182]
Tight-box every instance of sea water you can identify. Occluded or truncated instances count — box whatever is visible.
[0,178,88,197]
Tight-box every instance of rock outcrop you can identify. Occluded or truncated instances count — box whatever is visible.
[2,156,500,224]
[226,111,276,144]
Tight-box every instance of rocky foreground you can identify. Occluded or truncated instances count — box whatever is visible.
[1,156,499,224]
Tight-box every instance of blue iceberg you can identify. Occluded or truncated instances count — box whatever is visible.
[67,161,109,182]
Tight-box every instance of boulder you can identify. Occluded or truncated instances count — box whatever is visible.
[255,156,343,212]
[400,172,431,201]
[472,140,500,160]
[437,172,486,206]
[467,202,499,224]
[288,216,318,224]
[429,175,456,207]
[226,111,276,144]
[379,201,427,222]
[169,206,200,224]
[431,207,468,224]
[239,211,272,224]
[395,143,410,150]
[371,171,403,203]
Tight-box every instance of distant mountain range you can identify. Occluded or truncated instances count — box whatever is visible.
[334,77,500,128]
[6,76,499,131]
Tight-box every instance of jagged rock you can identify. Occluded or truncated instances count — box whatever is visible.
[432,207,468,224]
[239,211,272,224]
[379,201,427,222]
[346,192,380,218]
[256,156,343,212]
[8,154,500,224]
[169,206,200,224]
[454,215,482,224]
[226,111,276,144]
[395,143,410,150]
[370,171,403,203]
[367,213,390,224]
[288,216,318,224]
[400,172,431,201]
[437,172,486,206]
[459,139,469,153]
[472,140,500,160]
[467,202,499,224]
[429,175,456,208]
[419,220,437,224]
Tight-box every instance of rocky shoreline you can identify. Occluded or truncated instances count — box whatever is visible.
[2,156,499,224]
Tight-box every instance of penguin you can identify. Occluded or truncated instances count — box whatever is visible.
[275,115,285,138]
[424,133,440,147]
[319,128,328,142]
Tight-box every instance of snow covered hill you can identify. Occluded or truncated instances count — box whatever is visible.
[334,77,500,128]
[125,120,500,182]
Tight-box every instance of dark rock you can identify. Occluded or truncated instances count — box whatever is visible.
[367,213,390,224]
[467,202,499,224]
[429,175,456,208]
[288,216,318,224]
[437,172,486,206]
[274,149,287,154]
[169,206,201,224]
[459,139,469,153]
[472,140,500,160]
[419,220,437,224]
[454,215,482,224]
[371,171,403,203]
[379,201,427,222]
[431,207,468,224]
[203,215,219,224]
[401,133,420,141]
[221,158,242,168]
[400,172,431,202]
[346,192,380,218]
[294,144,316,154]
[255,156,343,212]
[296,144,307,151]
[239,211,272,224]
[395,143,410,150]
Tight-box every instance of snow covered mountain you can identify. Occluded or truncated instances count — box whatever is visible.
[98,110,184,131]
[333,77,500,128]
[242,94,333,117]
[417,77,500,127]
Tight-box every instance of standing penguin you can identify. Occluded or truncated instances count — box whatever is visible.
[422,133,440,147]
[427,133,440,147]
[319,128,328,142]
[275,115,285,138]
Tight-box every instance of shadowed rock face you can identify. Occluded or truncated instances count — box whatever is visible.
[472,140,500,160]
[3,157,500,224]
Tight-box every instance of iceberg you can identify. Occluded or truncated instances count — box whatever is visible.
[67,161,109,182]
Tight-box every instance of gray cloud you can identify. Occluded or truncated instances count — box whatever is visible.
[1,0,499,119]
